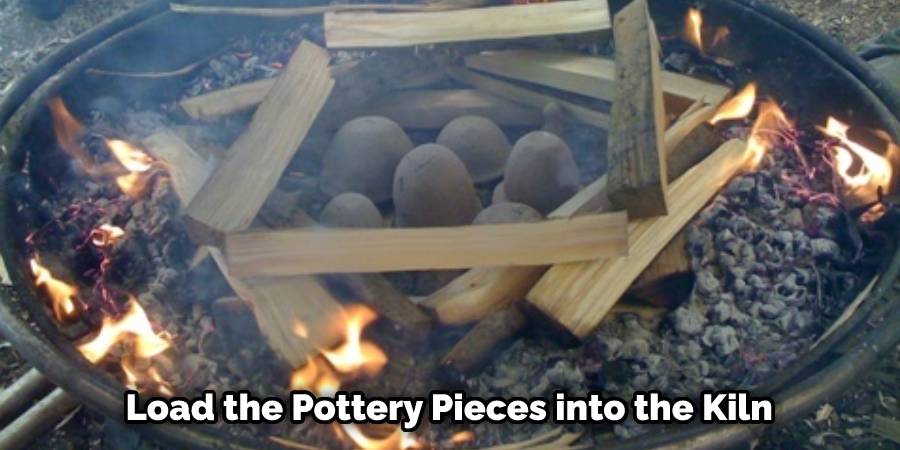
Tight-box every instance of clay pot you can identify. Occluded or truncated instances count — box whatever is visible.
[319,192,383,228]
[436,115,511,183]
[320,116,413,202]
[503,131,580,214]
[393,143,482,227]
[492,182,508,204]
[473,202,543,225]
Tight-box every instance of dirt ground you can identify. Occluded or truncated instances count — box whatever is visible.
[0,0,897,449]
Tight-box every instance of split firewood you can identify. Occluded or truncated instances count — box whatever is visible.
[362,89,542,129]
[447,67,609,129]
[321,273,432,342]
[184,40,334,244]
[525,139,752,339]
[627,232,692,307]
[179,78,274,121]
[224,213,628,277]
[666,107,725,180]
[208,248,345,367]
[422,102,725,326]
[169,2,450,17]
[606,0,669,219]
[0,388,79,450]
[141,131,218,204]
[323,0,611,48]
[179,52,441,122]
[465,49,730,115]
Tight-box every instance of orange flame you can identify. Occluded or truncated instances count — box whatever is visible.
[122,359,175,397]
[820,118,895,207]
[709,83,757,125]
[685,8,704,53]
[746,100,792,170]
[449,431,476,446]
[106,139,154,173]
[321,305,387,376]
[29,257,78,322]
[77,297,171,364]
[712,26,730,48]
[91,224,125,247]
[47,97,91,168]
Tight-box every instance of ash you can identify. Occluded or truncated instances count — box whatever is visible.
[469,138,868,441]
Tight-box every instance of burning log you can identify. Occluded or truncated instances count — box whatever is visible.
[607,0,669,219]
[363,89,542,129]
[184,41,333,244]
[323,0,611,48]
[224,213,628,276]
[322,274,433,343]
[422,101,725,326]
[0,369,53,427]
[0,388,78,450]
[525,139,752,339]
[141,131,218,205]
[448,67,609,129]
[465,50,731,113]
[208,248,345,367]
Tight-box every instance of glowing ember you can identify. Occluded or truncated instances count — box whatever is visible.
[91,224,125,247]
[29,257,78,322]
[747,100,792,170]
[77,297,171,364]
[712,26,730,48]
[685,7,704,53]
[122,359,175,397]
[449,430,475,446]
[320,305,387,376]
[340,423,419,450]
[293,321,309,338]
[709,83,757,125]
[820,117,893,206]
[106,139,154,173]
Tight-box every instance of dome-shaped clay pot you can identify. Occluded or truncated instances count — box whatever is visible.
[320,116,413,202]
[473,202,543,225]
[393,143,482,227]
[436,115,511,183]
[320,193,383,228]
[492,182,508,204]
[504,131,580,214]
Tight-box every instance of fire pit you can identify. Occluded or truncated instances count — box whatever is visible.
[0,0,899,449]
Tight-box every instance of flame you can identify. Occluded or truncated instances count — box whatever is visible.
[685,7,704,53]
[710,83,757,125]
[29,257,78,322]
[746,100,792,169]
[115,171,154,198]
[91,224,125,247]
[712,26,730,48]
[820,118,893,203]
[122,359,175,397]
[106,139,154,173]
[340,424,419,450]
[449,431,475,446]
[293,322,309,338]
[77,297,171,364]
[320,305,387,376]
[48,97,91,168]
[289,355,342,397]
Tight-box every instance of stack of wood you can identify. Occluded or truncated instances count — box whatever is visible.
[165,0,751,380]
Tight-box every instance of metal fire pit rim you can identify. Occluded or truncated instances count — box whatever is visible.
[0,1,898,449]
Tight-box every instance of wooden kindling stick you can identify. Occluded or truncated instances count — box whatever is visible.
[323,0,611,48]
[223,213,628,277]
